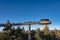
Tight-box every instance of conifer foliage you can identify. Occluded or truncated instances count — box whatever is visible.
[0,26,60,40]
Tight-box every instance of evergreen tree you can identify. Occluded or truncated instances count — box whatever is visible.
[34,28,42,40]
[16,25,22,40]
[0,33,8,40]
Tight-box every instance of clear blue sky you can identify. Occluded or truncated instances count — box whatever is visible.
[0,0,60,31]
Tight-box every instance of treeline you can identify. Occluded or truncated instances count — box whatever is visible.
[0,26,60,40]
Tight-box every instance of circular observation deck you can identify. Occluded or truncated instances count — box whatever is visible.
[40,18,51,25]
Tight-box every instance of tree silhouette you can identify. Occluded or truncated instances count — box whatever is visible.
[34,28,42,40]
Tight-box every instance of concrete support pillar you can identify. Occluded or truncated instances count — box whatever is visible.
[29,24,31,31]
[28,24,31,40]
[43,24,47,28]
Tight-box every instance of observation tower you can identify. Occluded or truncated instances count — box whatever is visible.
[40,18,51,28]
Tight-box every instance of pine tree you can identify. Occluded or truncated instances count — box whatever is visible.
[36,28,41,34]
[34,28,42,40]
[16,25,22,40]
[0,33,8,40]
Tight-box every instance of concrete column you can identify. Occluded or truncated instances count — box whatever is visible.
[43,24,47,28]
[29,24,31,31]
[28,24,31,40]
